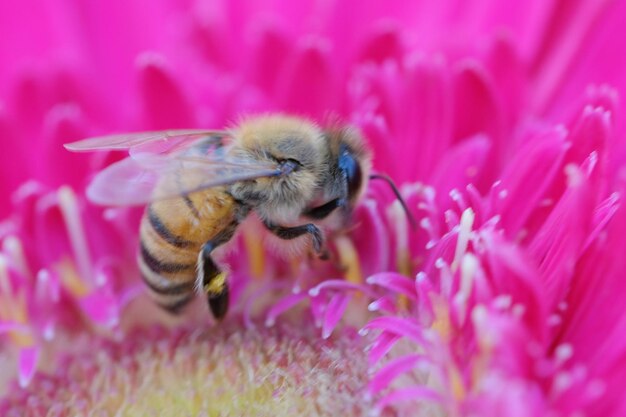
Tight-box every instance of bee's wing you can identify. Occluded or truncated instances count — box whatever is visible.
[64,129,228,157]
[86,153,282,206]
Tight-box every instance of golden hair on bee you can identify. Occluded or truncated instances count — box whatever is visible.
[65,114,411,321]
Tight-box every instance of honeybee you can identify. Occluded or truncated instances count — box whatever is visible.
[66,114,412,320]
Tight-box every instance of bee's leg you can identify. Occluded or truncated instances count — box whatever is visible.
[302,198,345,220]
[263,221,324,255]
[199,223,238,320]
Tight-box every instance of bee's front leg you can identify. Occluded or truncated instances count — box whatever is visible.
[263,221,325,255]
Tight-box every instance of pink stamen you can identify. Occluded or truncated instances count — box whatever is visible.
[265,292,308,327]
[374,386,445,414]
[368,331,402,365]
[2,236,32,282]
[361,317,427,345]
[58,187,93,286]
[308,279,371,297]
[322,293,351,339]
[368,353,425,395]
[366,272,418,300]
[368,296,398,314]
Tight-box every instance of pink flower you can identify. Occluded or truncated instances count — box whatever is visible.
[1,0,626,415]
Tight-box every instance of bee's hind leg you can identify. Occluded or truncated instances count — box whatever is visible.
[198,223,238,320]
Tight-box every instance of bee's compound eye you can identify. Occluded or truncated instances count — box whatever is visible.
[338,145,362,200]
[278,158,301,175]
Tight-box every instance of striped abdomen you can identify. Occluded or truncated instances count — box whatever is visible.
[138,188,237,313]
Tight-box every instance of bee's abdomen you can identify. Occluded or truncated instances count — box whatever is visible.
[139,204,203,313]
[138,191,238,314]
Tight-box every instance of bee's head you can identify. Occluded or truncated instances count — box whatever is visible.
[325,127,372,211]
[228,115,327,222]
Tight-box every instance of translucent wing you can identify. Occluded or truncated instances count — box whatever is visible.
[66,130,282,206]
[64,129,225,154]
[86,153,281,206]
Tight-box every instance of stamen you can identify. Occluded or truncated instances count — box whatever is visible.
[57,258,89,297]
[386,201,411,276]
[58,186,93,286]
[2,236,32,281]
[454,253,478,324]
[335,236,363,285]
[0,254,12,296]
[0,256,34,348]
[449,189,467,211]
[243,228,265,279]
[451,208,475,273]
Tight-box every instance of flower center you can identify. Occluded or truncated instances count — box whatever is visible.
[0,324,377,416]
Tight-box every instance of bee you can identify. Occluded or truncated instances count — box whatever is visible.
[66,114,412,320]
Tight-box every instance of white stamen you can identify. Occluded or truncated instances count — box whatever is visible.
[420,218,432,231]
[0,255,12,295]
[552,122,567,137]
[564,164,583,187]
[453,292,467,324]
[471,304,487,326]
[586,151,599,176]
[548,314,562,327]
[416,272,427,283]
[386,200,408,254]
[43,323,55,340]
[450,189,467,211]
[586,380,606,399]
[368,301,379,312]
[498,189,508,199]
[553,372,572,393]
[444,210,459,230]
[436,259,453,297]
[2,236,32,281]
[459,253,477,298]
[452,208,475,272]
[423,186,436,201]
[493,295,512,310]
[36,269,52,303]
[425,240,437,250]
[58,187,93,286]
[555,343,573,364]
[512,304,526,317]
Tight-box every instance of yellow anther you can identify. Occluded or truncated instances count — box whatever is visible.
[335,236,363,285]
[430,296,451,341]
[56,258,90,297]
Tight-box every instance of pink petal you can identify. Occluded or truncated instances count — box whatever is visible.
[491,126,568,237]
[276,37,335,118]
[368,331,401,366]
[137,54,196,129]
[361,316,427,345]
[322,293,351,339]
[264,292,308,327]
[368,353,425,395]
[18,346,39,388]
[375,386,445,413]
[366,272,418,300]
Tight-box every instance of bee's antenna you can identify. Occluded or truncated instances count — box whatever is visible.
[369,173,417,229]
